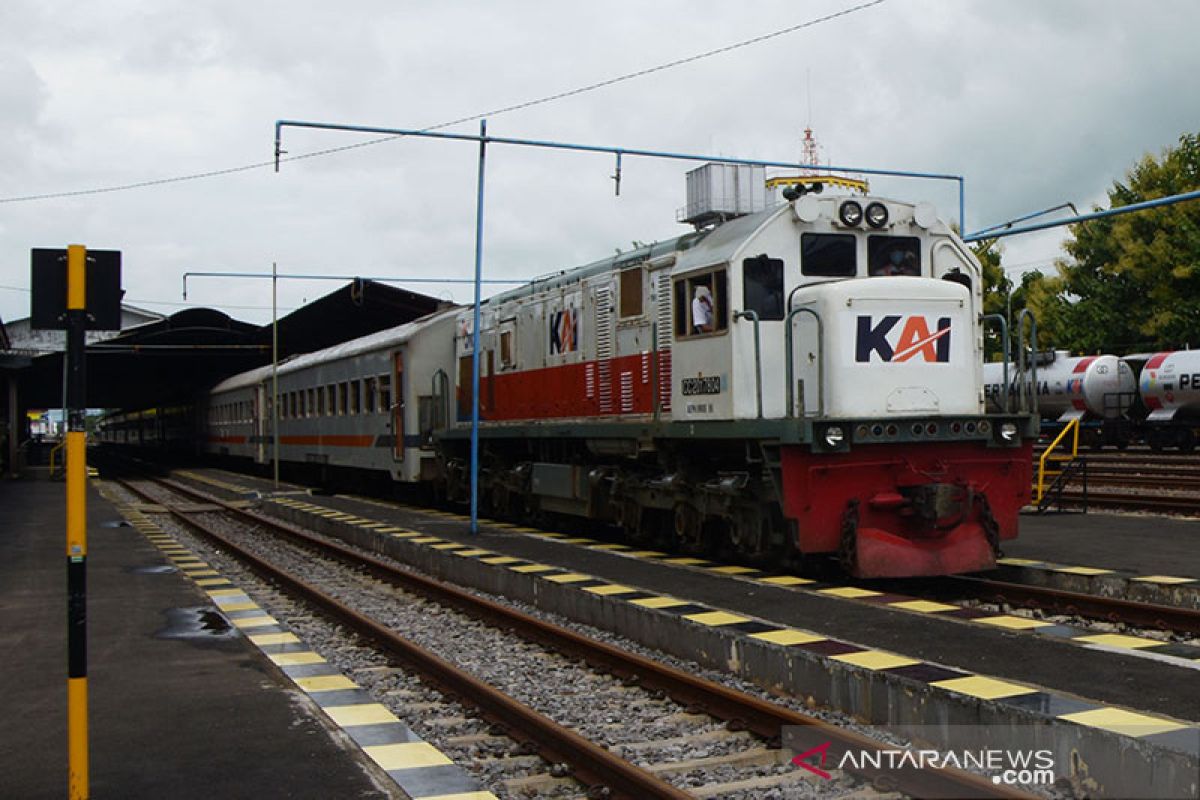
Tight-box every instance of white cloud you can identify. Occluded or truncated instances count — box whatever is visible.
[1,0,1197,326]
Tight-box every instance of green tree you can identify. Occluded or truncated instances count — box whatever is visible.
[1028,131,1200,352]
[972,238,1011,360]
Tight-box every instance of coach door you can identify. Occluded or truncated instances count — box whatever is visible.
[391,351,405,461]
[254,384,268,464]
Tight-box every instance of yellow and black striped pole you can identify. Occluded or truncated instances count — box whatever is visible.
[65,243,89,800]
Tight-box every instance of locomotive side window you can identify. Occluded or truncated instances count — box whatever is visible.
[499,330,514,368]
[801,233,856,277]
[674,269,728,338]
[868,235,921,276]
[620,266,643,318]
[742,256,784,321]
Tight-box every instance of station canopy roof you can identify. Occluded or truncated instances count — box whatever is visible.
[14,280,450,410]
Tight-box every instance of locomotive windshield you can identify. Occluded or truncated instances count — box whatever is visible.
[742,256,784,320]
[801,233,855,277]
[868,235,922,276]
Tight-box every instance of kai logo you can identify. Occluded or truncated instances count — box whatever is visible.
[856,315,951,363]
[549,307,579,355]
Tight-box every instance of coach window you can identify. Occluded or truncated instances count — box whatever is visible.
[350,380,361,415]
[801,233,856,277]
[379,375,392,411]
[365,377,377,413]
[619,266,643,318]
[742,256,784,321]
[673,269,728,338]
[868,235,921,277]
[307,389,316,417]
[298,391,306,418]
[291,392,299,418]
[338,383,348,415]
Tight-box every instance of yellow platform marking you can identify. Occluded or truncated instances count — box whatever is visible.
[1052,566,1114,576]
[889,599,959,613]
[184,569,220,578]
[325,704,401,728]
[1132,574,1196,584]
[589,543,630,551]
[583,584,637,596]
[819,586,882,599]
[295,675,358,692]
[410,537,442,544]
[931,675,1038,700]
[544,572,593,584]
[975,615,1054,631]
[453,549,493,557]
[269,652,327,666]
[534,531,565,538]
[510,564,558,574]
[630,596,690,609]
[194,578,232,587]
[557,537,596,545]
[685,611,750,627]
[709,565,759,575]
[996,557,1045,566]
[418,792,500,800]
[758,575,816,586]
[479,556,520,565]
[832,650,921,671]
[207,588,247,597]
[749,629,825,646]
[662,557,709,566]
[376,527,405,533]
[357,522,388,529]
[624,550,667,558]
[232,615,279,629]
[430,543,465,550]
[216,601,259,612]
[1074,633,1163,650]
[391,532,423,539]
[248,632,301,646]
[1060,708,1190,738]
[364,741,453,770]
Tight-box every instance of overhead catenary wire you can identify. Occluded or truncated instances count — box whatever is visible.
[0,1,886,205]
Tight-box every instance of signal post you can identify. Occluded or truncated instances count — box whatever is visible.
[31,245,121,800]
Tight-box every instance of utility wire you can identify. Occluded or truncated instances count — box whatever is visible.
[0,1,885,204]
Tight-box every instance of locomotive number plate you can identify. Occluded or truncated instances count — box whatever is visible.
[681,376,722,396]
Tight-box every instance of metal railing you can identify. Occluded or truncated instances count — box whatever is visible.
[1036,418,1080,508]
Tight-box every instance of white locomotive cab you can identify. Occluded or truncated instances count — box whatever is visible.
[792,277,981,418]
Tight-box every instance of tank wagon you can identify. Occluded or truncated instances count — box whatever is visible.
[123,173,1036,578]
[1139,349,1200,451]
[983,352,1138,447]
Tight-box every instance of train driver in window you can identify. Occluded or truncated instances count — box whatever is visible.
[871,244,920,276]
[692,283,714,334]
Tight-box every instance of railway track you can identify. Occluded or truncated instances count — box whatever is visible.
[935,575,1200,636]
[120,476,1029,800]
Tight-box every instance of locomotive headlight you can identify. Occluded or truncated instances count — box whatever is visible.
[823,425,845,448]
[838,200,863,227]
[865,202,889,228]
[999,422,1018,442]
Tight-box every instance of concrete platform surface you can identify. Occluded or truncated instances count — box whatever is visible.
[0,478,390,799]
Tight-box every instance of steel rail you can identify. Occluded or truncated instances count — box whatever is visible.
[151,476,1034,800]
[946,576,1200,635]
[1050,489,1200,515]
[119,479,689,800]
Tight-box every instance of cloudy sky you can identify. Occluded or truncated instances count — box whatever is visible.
[1,0,1197,327]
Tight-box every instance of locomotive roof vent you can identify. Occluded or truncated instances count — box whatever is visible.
[677,163,768,228]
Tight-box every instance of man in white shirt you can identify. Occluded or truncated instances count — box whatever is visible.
[692,284,714,334]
